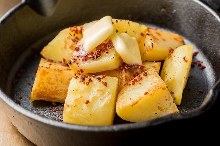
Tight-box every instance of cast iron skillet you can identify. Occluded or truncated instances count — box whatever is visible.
[0,0,220,145]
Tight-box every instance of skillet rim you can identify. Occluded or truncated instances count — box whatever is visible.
[0,0,219,132]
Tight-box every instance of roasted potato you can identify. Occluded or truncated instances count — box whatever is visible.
[41,26,83,63]
[116,68,178,122]
[84,19,148,42]
[30,58,75,103]
[96,62,161,90]
[120,62,161,90]
[36,18,190,125]
[139,28,185,61]
[69,39,122,73]
[112,19,147,42]
[160,45,193,105]
[63,75,118,126]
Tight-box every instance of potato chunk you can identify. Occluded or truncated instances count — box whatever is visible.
[142,61,161,73]
[63,75,118,126]
[69,39,122,73]
[41,26,83,62]
[139,28,184,61]
[112,19,147,42]
[116,68,178,122]
[96,62,161,90]
[84,19,148,43]
[30,58,75,103]
[160,45,193,105]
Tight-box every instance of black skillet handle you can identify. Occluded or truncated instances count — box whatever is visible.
[200,79,220,112]
[213,79,220,97]
[26,0,59,16]
[201,0,220,12]
[211,79,220,106]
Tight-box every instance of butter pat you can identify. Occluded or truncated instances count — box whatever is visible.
[82,16,114,52]
[111,33,142,65]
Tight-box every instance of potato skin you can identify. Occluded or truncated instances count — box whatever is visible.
[63,75,118,126]
[30,58,75,103]
[116,68,178,122]
[160,45,193,105]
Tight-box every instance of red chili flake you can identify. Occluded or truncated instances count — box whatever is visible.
[85,100,90,104]
[140,33,144,37]
[131,81,135,85]
[170,91,174,94]
[191,61,196,67]
[73,74,79,79]
[193,51,199,57]
[119,63,144,71]
[196,60,206,70]
[61,58,67,66]
[196,61,203,67]
[13,69,25,85]
[131,75,143,85]
[169,48,174,54]
[133,72,139,78]
[183,56,188,62]
[46,59,54,62]
[139,65,145,70]
[80,75,86,82]
[88,78,92,83]
[200,66,206,70]
[72,37,79,43]
[144,92,148,95]
[102,81,108,87]
[143,72,148,76]
[70,26,82,34]
[97,76,102,81]
[198,89,204,94]
[77,69,84,74]
[116,29,118,33]
[75,46,80,51]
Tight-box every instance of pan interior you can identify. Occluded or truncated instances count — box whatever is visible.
[6,23,215,124]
